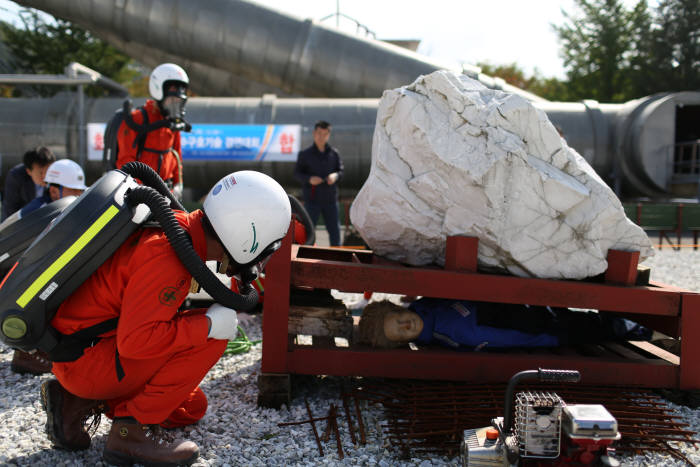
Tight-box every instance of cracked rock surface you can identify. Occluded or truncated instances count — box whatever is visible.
[350,70,653,279]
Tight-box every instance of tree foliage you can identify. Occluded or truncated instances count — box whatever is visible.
[476,62,572,101]
[0,8,143,97]
[554,0,700,102]
[649,0,700,92]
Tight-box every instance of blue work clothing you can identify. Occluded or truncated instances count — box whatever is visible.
[18,191,52,219]
[2,164,41,221]
[294,143,344,205]
[411,298,559,349]
[294,143,344,246]
[410,298,651,350]
[305,201,341,247]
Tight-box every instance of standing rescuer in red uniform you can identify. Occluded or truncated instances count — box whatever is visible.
[40,171,291,466]
[116,63,190,199]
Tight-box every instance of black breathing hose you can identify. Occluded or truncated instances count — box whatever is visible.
[288,194,315,245]
[120,161,186,212]
[125,185,259,311]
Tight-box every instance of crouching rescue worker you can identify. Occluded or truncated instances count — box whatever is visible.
[40,171,291,466]
[116,63,189,199]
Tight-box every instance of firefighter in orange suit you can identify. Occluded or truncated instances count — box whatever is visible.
[41,172,291,466]
[116,63,189,199]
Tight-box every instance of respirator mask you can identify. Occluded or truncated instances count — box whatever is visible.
[160,83,188,121]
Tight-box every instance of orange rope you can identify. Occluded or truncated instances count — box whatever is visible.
[652,244,700,249]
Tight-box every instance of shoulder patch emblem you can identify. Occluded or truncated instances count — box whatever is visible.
[158,287,179,306]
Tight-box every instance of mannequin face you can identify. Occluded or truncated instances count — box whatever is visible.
[383,309,424,342]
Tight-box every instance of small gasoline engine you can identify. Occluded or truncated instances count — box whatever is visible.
[460,368,620,467]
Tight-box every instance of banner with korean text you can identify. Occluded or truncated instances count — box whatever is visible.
[180,124,301,161]
[86,123,302,162]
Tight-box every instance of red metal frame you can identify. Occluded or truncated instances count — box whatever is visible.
[262,226,700,389]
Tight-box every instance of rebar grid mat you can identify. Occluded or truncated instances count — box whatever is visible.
[351,380,700,464]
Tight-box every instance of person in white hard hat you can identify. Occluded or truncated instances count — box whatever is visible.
[116,63,190,198]
[41,171,291,466]
[4,158,86,224]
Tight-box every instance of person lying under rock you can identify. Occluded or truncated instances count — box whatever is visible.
[356,298,655,349]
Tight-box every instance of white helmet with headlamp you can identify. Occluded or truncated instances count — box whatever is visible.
[203,171,291,272]
[149,63,189,120]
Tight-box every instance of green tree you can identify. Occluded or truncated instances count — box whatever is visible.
[0,8,142,97]
[476,61,571,101]
[554,0,637,102]
[626,0,657,97]
[648,0,700,92]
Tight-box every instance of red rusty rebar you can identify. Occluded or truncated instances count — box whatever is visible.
[354,395,367,445]
[342,395,357,445]
[331,405,344,459]
[352,382,700,461]
[304,398,324,456]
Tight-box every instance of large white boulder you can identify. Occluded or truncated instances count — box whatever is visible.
[350,70,653,279]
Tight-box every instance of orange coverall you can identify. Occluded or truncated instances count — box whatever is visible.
[51,210,225,427]
[116,99,182,186]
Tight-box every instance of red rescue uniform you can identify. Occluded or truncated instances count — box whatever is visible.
[51,210,225,427]
[116,99,182,186]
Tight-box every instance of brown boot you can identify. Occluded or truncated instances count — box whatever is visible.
[40,378,104,450]
[103,417,199,466]
[11,349,52,375]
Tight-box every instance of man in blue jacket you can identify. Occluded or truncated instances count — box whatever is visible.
[294,120,344,246]
[2,146,56,221]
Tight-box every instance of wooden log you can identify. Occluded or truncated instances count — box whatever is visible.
[288,315,353,339]
[289,304,349,319]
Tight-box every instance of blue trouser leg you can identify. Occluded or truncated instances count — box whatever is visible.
[320,202,341,246]
[304,201,321,227]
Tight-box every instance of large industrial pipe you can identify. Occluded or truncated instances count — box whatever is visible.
[13,0,545,102]
[1,91,698,198]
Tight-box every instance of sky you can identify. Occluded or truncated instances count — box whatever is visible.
[0,0,649,79]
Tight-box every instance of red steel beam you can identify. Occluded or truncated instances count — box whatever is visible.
[288,258,680,315]
[261,223,294,373]
[680,293,700,389]
[285,347,678,388]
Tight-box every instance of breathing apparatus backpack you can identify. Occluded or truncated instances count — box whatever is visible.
[0,162,258,362]
[0,196,76,278]
[103,99,190,192]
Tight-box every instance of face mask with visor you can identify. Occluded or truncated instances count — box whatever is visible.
[217,240,283,284]
[160,83,188,121]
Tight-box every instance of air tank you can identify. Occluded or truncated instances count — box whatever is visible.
[1,91,698,199]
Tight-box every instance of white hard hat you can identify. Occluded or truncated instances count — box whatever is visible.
[203,171,291,266]
[149,63,189,101]
[44,159,87,190]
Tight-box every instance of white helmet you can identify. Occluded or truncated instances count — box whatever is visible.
[149,63,189,101]
[203,171,291,266]
[44,159,87,190]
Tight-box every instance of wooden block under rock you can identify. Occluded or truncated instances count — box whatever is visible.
[288,305,353,339]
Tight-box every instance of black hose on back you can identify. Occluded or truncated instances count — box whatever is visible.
[120,161,186,212]
[125,185,259,311]
[288,194,315,245]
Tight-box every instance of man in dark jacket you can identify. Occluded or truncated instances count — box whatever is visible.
[294,120,344,246]
[2,146,55,221]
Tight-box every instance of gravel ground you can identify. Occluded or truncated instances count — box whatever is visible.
[0,246,698,466]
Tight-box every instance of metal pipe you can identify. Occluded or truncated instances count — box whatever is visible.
[13,0,544,102]
[2,91,700,198]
